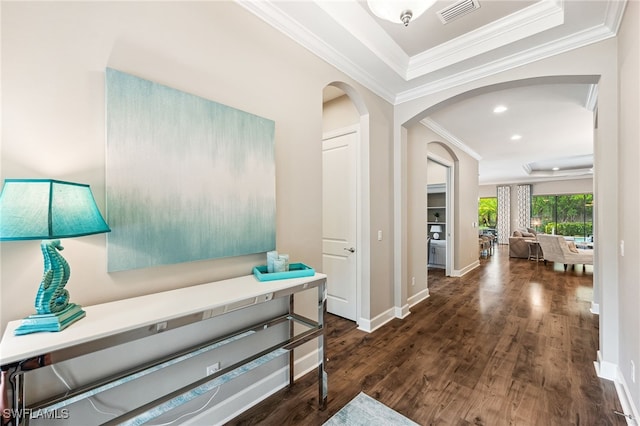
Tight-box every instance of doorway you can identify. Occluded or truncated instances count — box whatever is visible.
[322,83,372,329]
[322,127,358,321]
[427,156,453,276]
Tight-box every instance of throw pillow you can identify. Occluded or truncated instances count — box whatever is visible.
[567,241,579,253]
[521,231,535,237]
[513,230,522,237]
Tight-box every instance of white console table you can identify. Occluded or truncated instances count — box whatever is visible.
[0,272,327,425]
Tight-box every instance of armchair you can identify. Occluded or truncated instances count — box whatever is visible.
[536,234,593,270]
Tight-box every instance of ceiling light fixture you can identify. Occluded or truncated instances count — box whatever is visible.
[552,167,560,171]
[367,0,437,26]
[510,134,522,141]
[493,105,508,113]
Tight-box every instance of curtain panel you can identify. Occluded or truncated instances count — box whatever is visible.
[517,184,532,230]
[497,186,511,244]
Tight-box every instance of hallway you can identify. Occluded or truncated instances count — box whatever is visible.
[231,245,624,425]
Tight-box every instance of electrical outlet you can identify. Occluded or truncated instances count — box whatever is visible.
[206,362,220,376]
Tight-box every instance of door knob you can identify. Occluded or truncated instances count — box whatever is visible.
[344,247,355,253]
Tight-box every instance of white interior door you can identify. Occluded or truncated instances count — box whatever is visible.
[322,130,357,321]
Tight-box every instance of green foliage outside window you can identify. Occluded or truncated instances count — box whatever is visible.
[478,197,497,229]
[532,193,593,239]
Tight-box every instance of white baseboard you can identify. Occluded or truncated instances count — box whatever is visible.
[394,304,410,319]
[453,260,480,277]
[292,347,323,379]
[595,351,618,381]
[186,350,323,425]
[185,366,289,425]
[360,293,428,333]
[408,288,430,308]
[358,307,397,333]
[614,365,640,424]
[594,352,639,424]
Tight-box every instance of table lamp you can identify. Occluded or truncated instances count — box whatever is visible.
[430,225,442,240]
[0,179,111,335]
[531,217,542,233]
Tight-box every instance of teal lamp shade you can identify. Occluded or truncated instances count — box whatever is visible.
[0,179,110,240]
[0,179,111,335]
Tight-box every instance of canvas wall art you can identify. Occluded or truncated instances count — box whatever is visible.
[105,68,276,272]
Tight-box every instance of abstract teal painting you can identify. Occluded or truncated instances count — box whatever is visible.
[105,68,275,272]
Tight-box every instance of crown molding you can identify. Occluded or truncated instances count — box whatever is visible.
[420,118,482,161]
[236,0,397,104]
[395,22,616,104]
[237,0,626,106]
[604,0,628,33]
[314,1,409,78]
[407,0,565,80]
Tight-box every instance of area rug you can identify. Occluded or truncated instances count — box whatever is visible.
[323,392,419,425]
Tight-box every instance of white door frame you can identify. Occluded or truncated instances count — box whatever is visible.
[427,152,454,276]
[323,124,362,325]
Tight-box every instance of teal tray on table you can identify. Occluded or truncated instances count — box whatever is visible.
[253,263,315,281]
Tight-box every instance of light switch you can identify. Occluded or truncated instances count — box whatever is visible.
[378,230,383,241]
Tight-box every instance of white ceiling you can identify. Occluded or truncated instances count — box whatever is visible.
[239,0,628,185]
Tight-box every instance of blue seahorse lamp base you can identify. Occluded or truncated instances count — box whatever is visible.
[0,179,111,336]
[14,304,86,336]
[13,239,87,336]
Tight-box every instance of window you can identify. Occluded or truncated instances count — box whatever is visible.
[531,193,593,241]
[478,197,497,230]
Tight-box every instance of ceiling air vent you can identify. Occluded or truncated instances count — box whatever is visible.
[436,0,481,24]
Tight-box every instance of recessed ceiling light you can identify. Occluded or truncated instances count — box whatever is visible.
[510,134,522,141]
[493,105,508,113]
[552,167,560,171]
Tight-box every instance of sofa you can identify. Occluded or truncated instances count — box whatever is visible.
[508,227,539,258]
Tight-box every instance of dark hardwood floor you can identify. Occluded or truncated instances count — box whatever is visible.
[229,245,625,425]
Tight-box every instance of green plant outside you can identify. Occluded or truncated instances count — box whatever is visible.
[542,222,593,236]
[478,197,497,228]
[532,193,593,239]
[476,194,592,238]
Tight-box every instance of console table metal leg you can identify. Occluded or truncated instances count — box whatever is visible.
[288,294,295,388]
[1,366,24,426]
[317,283,327,410]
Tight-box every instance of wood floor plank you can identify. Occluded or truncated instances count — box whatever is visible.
[228,247,626,425]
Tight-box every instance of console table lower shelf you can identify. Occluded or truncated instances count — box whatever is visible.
[0,273,328,426]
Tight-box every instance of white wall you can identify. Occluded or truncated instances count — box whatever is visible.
[0,2,394,422]
[427,159,447,184]
[323,94,359,133]
[616,0,640,415]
